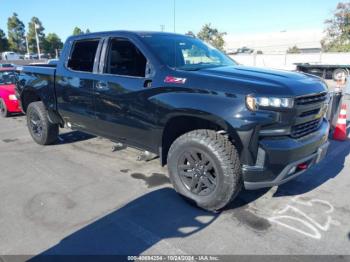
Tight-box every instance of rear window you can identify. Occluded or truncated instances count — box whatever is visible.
[67,39,100,72]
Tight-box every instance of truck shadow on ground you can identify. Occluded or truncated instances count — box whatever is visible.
[274,138,350,197]
[29,188,219,259]
[57,131,95,145]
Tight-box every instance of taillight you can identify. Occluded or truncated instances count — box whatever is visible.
[8,94,17,101]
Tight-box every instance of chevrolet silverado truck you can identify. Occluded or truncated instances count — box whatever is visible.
[16,31,330,211]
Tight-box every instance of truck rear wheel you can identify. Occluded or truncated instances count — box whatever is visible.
[0,98,9,118]
[26,102,59,145]
[167,130,242,211]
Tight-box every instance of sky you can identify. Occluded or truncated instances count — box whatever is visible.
[0,0,342,42]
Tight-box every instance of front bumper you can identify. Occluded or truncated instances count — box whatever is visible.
[243,119,330,190]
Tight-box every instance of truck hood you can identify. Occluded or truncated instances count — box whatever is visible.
[195,65,328,97]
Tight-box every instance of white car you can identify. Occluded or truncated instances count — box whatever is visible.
[1,52,21,61]
[24,53,39,60]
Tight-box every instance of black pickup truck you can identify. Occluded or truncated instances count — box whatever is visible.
[16,31,330,211]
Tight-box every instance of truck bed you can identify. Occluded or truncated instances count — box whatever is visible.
[20,64,56,75]
[17,65,57,112]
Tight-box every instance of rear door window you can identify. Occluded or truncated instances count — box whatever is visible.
[67,39,100,72]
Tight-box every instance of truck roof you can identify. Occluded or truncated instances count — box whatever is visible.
[67,30,186,41]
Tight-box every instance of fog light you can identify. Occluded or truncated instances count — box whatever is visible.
[297,163,308,170]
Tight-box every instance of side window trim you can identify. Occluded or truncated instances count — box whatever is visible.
[93,38,105,73]
[65,38,102,74]
[99,36,149,79]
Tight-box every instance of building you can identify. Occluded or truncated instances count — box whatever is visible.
[225,29,325,54]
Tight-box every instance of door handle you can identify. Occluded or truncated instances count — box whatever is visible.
[144,79,153,88]
[96,81,109,91]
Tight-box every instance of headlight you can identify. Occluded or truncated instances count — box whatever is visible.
[8,94,17,101]
[246,95,294,111]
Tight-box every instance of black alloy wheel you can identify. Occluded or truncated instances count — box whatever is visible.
[177,149,218,196]
[29,110,43,138]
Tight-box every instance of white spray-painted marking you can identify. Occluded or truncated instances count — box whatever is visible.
[268,197,340,240]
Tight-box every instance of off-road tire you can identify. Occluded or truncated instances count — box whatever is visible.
[27,102,59,145]
[167,129,242,211]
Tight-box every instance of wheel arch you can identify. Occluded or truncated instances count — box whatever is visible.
[20,89,42,113]
[160,112,243,166]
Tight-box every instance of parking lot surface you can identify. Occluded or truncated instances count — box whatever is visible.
[0,95,350,258]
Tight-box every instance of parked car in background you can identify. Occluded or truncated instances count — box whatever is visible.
[40,53,50,59]
[296,63,350,81]
[24,53,39,60]
[0,63,15,68]
[236,47,255,54]
[0,68,21,117]
[1,52,21,61]
[47,59,59,65]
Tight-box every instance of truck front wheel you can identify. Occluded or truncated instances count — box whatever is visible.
[26,102,59,145]
[167,130,242,211]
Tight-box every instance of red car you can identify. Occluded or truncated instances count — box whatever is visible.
[0,68,21,117]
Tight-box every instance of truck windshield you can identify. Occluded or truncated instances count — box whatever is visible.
[0,71,17,85]
[142,34,236,71]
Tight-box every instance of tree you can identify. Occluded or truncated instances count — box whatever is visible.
[43,33,63,57]
[7,13,25,52]
[0,29,9,52]
[27,17,46,53]
[287,45,301,54]
[322,2,350,52]
[197,24,226,51]
[85,29,91,34]
[72,27,83,36]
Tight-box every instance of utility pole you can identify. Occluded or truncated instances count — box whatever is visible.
[25,36,30,57]
[173,0,176,33]
[34,23,41,60]
[160,25,165,32]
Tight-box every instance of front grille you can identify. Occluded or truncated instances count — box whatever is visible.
[299,108,320,117]
[291,119,322,138]
[295,92,328,106]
